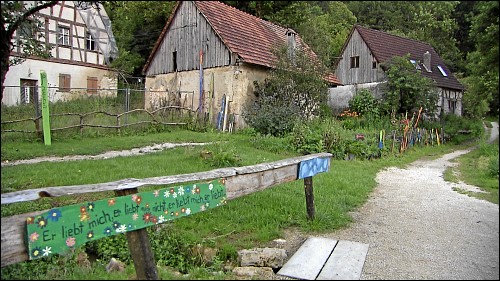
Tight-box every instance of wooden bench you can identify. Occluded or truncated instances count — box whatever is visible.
[277,237,369,280]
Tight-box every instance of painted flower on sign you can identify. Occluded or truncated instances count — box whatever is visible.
[29,232,39,242]
[36,217,48,229]
[31,247,42,258]
[48,209,62,222]
[108,198,116,206]
[103,227,113,236]
[143,212,153,223]
[66,237,76,247]
[116,225,127,233]
[178,187,185,196]
[42,246,52,256]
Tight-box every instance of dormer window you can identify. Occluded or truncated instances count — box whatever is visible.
[410,59,421,70]
[437,65,448,77]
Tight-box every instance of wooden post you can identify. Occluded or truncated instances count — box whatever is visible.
[115,188,158,280]
[304,176,315,220]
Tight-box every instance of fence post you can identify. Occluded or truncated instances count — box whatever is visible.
[304,176,315,220]
[115,188,158,280]
[125,88,130,125]
[33,87,42,140]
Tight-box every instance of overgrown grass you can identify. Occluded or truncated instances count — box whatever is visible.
[444,140,499,204]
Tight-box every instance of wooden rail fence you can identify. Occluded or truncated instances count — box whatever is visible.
[1,152,332,279]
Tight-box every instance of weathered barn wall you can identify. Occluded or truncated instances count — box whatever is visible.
[334,29,386,85]
[145,1,232,76]
[145,63,268,130]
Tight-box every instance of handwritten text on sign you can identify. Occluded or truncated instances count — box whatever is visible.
[25,179,227,260]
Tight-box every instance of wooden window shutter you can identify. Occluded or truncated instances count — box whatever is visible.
[87,77,98,94]
[59,74,71,91]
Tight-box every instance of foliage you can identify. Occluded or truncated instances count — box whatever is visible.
[269,1,356,68]
[200,142,242,168]
[348,88,380,117]
[380,54,438,116]
[243,44,329,137]
[442,113,484,144]
[462,1,499,118]
[242,87,300,137]
[103,1,176,77]
[1,1,58,100]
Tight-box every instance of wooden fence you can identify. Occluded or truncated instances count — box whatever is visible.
[1,106,198,136]
[1,152,332,279]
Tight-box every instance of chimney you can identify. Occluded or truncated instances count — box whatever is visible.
[286,29,296,63]
[423,51,431,72]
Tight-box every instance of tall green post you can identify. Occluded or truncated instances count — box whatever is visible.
[40,70,51,145]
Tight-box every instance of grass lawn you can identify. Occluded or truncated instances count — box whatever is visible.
[1,127,496,280]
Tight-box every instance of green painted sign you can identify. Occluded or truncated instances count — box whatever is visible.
[25,179,227,260]
[40,70,51,145]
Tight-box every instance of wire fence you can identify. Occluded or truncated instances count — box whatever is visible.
[1,86,201,141]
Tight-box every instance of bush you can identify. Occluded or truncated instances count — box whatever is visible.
[442,114,483,144]
[200,142,242,168]
[349,89,380,117]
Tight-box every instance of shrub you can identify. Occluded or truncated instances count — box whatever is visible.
[349,88,380,117]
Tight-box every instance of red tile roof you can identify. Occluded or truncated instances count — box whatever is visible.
[353,25,463,91]
[143,1,341,85]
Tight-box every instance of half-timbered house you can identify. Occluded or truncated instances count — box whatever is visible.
[332,25,464,116]
[2,1,118,106]
[142,1,341,130]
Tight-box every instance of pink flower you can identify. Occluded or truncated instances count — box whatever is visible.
[29,232,39,242]
[66,237,76,247]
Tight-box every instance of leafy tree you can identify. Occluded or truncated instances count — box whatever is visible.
[1,1,106,100]
[243,44,329,136]
[406,1,462,73]
[380,55,438,117]
[103,1,176,77]
[462,1,499,118]
[271,1,356,69]
[1,1,59,100]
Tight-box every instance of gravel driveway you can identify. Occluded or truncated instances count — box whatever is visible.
[318,122,499,280]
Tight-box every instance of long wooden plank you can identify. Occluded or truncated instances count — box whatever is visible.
[1,153,331,204]
[316,240,369,280]
[277,237,337,280]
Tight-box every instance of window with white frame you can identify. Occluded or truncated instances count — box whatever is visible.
[58,26,70,46]
[86,31,95,50]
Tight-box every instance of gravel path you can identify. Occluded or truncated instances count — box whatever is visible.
[316,122,499,280]
[1,142,211,167]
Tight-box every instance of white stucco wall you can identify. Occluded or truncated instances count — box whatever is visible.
[2,59,117,106]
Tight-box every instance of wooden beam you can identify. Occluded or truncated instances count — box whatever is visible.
[304,176,315,220]
[116,188,158,280]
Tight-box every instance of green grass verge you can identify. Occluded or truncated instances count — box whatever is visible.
[1,130,496,280]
